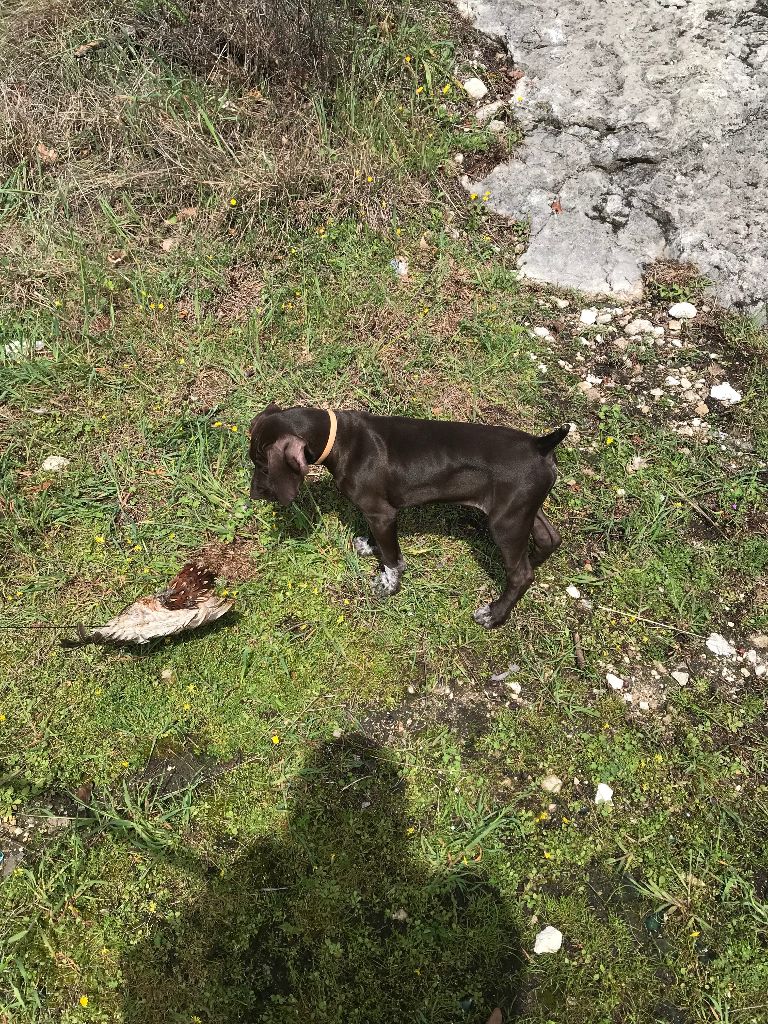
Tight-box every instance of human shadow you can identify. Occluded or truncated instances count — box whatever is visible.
[122,734,523,1023]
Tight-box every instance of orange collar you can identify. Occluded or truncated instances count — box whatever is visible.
[315,409,337,465]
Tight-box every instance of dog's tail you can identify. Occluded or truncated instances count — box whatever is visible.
[535,423,570,455]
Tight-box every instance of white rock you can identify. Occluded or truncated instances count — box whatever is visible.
[710,382,742,404]
[670,670,689,685]
[606,673,624,691]
[474,99,505,122]
[638,700,650,711]
[487,119,506,133]
[453,153,464,164]
[597,313,613,325]
[626,455,648,473]
[463,77,488,100]
[534,925,563,954]
[508,680,522,696]
[749,634,768,649]
[625,319,655,336]
[566,585,581,599]
[668,302,697,320]
[391,908,409,922]
[41,455,70,472]
[554,298,570,309]
[390,258,409,278]
[706,633,736,658]
[649,387,665,398]
[541,775,563,794]
[533,326,551,338]
[580,308,598,325]
[594,783,614,805]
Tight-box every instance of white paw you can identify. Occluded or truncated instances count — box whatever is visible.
[371,566,401,596]
[473,603,495,629]
[352,536,376,557]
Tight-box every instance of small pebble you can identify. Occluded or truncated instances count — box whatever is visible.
[534,925,563,954]
[463,77,489,100]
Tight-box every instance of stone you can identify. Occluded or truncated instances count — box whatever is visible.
[554,297,570,309]
[457,0,768,313]
[534,925,563,954]
[566,585,581,599]
[670,670,689,685]
[487,119,506,132]
[606,673,624,691]
[541,774,563,794]
[595,783,614,805]
[533,326,552,338]
[463,77,489,100]
[710,382,742,404]
[475,99,505,121]
[706,633,736,658]
[668,301,697,319]
[40,455,70,472]
[580,307,598,325]
[625,319,654,337]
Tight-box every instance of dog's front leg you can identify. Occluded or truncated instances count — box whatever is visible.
[360,509,405,596]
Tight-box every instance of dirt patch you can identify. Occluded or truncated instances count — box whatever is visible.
[1,803,74,878]
[186,366,236,413]
[357,671,523,746]
[213,265,263,324]
[194,535,261,583]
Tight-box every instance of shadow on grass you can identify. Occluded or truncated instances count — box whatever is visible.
[276,476,510,592]
[122,734,523,1024]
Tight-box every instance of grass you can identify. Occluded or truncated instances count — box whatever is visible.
[1,1,768,1022]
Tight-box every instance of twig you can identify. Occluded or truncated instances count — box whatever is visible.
[597,605,705,639]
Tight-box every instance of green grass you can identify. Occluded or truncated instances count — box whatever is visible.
[2,2,768,1023]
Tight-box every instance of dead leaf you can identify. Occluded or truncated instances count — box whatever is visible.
[550,198,563,214]
[107,250,126,265]
[161,238,177,252]
[68,562,233,645]
[35,142,58,166]
[164,206,198,226]
[418,233,430,251]
[75,782,94,804]
[73,38,105,58]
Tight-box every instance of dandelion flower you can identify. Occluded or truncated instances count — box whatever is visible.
[94,535,105,544]
[229,198,237,207]
[271,734,280,744]
[416,86,424,95]
[403,55,412,63]
[470,193,478,200]
[366,175,374,183]
[79,996,89,1007]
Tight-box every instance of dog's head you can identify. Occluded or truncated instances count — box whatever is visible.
[248,403,309,506]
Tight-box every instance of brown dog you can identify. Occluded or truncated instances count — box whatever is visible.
[249,404,567,628]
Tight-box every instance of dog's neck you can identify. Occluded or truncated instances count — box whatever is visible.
[301,407,339,470]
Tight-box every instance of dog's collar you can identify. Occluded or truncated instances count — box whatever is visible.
[314,409,337,465]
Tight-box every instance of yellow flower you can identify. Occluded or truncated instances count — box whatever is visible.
[147,899,157,913]
[403,55,411,63]
[690,930,700,938]
[470,193,478,200]
[120,760,129,767]
[158,303,165,311]
[544,851,552,859]
[483,191,491,200]
[406,826,415,834]
[0,714,6,723]
[79,996,89,1007]
[271,734,280,745]
[416,86,424,95]
[229,198,237,207]
[178,357,185,364]
[213,421,222,427]
[442,83,451,94]
[133,544,141,551]
[231,425,238,432]
[366,175,374,183]
[94,535,105,544]
[605,436,614,445]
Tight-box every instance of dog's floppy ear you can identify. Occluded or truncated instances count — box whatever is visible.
[267,435,308,505]
[249,402,282,436]
[486,1012,502,1024]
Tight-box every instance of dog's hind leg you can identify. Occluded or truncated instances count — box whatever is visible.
[529,509,561,567]
[473,511,535,629]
